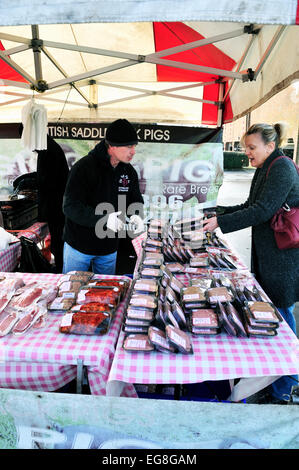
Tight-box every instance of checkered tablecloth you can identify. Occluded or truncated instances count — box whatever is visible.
[107,319,299,399]
[107,270,299,399]
[0,271,129,395]
[0,222,49,272]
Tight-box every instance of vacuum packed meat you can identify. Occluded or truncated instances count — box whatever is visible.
[60,311,112,335]
[77,287,121,306]
[12,305,46,335]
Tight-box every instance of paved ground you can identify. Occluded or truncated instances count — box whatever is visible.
[217,168,299,338]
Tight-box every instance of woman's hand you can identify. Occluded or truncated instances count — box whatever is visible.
[202,216,219,232]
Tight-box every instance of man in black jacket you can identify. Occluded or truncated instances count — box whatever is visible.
[62,119,144,274]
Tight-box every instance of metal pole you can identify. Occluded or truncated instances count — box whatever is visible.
[31,25,43,82]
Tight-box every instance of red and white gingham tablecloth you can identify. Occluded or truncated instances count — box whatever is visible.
[0,222,49,272]
[0,271,130,395]
[107,272,299,400]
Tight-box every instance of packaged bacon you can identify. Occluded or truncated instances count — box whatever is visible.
[0,290,16,314]
[165,325,193,355]
[0,307,20,336]
[122,334,155,352]
[0,277,25,292]
[10,284,43,308]
[148,326,176,353]
[59,311,111,335]
[12,304,46,336]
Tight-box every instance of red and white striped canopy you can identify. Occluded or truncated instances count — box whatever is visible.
[0,1,298,125]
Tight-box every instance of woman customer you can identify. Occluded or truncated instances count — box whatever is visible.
[202,122,299,404]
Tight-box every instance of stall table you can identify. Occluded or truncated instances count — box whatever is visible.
[107,240,299,401]
[0,271,131,395]
[107,308,299,401]
[0,222,49,272]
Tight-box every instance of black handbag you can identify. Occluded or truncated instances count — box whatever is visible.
[18,236,55,273]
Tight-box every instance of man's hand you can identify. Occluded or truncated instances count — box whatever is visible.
[129,214,145,234]
[107,211,123,232]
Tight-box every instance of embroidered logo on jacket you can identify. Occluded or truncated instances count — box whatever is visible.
[118,174,130,192]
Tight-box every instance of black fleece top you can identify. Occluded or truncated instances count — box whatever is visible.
[36,135,69,224]
[63,140,143,255]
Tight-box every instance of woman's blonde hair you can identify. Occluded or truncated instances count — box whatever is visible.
[241,122,289,148]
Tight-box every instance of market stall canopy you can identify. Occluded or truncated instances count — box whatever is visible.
[0,0,298,125]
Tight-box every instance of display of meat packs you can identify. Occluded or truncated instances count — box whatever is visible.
[0,278,58,337]
[123,218,283,351]
[57,274,130,336]
[122,257,194,354]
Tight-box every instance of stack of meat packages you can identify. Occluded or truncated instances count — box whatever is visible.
[122,216,283,353]
[123,219,193,355]
[48,271,129,336]
[0,277,58,337]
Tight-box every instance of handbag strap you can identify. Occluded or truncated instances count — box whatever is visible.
[266,155,299,179]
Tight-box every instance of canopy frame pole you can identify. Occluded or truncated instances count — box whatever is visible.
[144,56,245,80]
[254,25,286,79]
[157,80,218,92]
[0,32,31,45]
[147,26,247,59]
[0,79,31,89]
[0,44,30,56]
[0,49,37,87]
[157,92,216,105]
[0,90,87,108]
[40,38,140,61]
[31,25,43,83]
[94,80,217,107]
[217,81,225,127]
[41,46,95,107]
[46,59,137,90]
[0,96,31,107]
[222,33,257,102]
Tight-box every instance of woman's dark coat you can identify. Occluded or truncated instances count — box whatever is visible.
[218,149,299,308]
